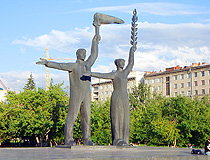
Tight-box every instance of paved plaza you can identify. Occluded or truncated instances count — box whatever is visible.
[0,146,209,160]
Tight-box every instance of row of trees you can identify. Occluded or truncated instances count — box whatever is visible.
[129,83,210,148]
[0,74,210,147]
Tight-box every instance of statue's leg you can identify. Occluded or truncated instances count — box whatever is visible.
[123,100,130,144]
[64,96,81,145]
[110,96,120,145]
[112,97,129,146]
[80,94,95,145]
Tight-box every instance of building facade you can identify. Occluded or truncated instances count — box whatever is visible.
[91,71,144,101]
[144,62,210,99]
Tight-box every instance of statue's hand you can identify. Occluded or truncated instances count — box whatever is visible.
[93,34,101,43]
[131,45,137,53]
[84,70,91,76]
[36,59,47,65]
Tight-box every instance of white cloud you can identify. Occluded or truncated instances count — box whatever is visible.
[11,21,210,92]
[0,71,69,93]
[13,28,93,53]
[0,71,32,92]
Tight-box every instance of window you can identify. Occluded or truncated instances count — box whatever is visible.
[94,87,98,90]
[202,71,205,77]
[209,88,210,94]
[187,91,191,96]
[187,82,191,87]
[106,85,108,89]
[181,83,184,88]
[128,89,130,92]
[158,78,161,83]
[166,82,170,96]
[195,72,197,77]
[158,86,161,91]
[174,92,178,96]
[187,73,191,78]
[147,80,149,84]
[202,89,205,94]
[202,80,205,85]
[195,81,198,86]
[174,84,177,89]
[181,74,184,79]
[152,87,155,91]
[181,91,184,96]
[101,92,104,95]
[195,90,198,95]
[152,79,155,83]
[105,91,108,95]
[174,75,177,80]
[209,70,210,75]
[209,79,210,85]
[166,77,170,82]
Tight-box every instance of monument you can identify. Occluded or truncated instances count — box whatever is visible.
[85,9,138,146]
[36,13,124,146]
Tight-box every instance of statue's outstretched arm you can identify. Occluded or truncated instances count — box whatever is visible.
[84,71,115,80]
[124,46,135,76]
[36,59,74,72]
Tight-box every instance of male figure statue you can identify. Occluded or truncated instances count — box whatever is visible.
[36,32,100,146]
[36,13,124,146]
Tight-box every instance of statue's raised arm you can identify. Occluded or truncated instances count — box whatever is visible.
[86,13,124,70]
[124,9,138,76]
[124,46,135,76]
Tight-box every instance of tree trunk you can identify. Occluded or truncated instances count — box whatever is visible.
[174,138,177,147]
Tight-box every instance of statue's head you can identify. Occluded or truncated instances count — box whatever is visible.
[114,58,125,69]
[76,49,86,61]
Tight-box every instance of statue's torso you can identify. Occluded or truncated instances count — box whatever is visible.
[112,71,128,96]
[69,61,91,93]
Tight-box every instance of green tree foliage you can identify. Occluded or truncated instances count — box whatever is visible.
[24,73,36,90]
[91,99,112,145]
[129,82,151,109]
[129,82,210,147]
[0,82,69,146]
[1,79,210,148]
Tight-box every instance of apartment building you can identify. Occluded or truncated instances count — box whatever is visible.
[91,71,144,101]
[144,62,210,99]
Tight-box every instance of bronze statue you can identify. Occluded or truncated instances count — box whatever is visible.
[36,13,124,146]
[84,9,138,146]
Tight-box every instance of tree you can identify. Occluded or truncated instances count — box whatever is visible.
[91,99,112,145]
[129,82,152,110]
[24,73,36,90]
[0,81,69,147]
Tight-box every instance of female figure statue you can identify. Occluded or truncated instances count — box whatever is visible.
[85,46,136,146]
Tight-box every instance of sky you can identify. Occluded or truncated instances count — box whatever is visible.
[1,0,210,92]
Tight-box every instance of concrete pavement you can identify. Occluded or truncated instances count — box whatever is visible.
[0,146,209,160]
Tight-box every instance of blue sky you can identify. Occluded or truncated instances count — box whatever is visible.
[1,0,210,92]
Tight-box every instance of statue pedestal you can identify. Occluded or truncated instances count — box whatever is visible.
[55,145,71,148]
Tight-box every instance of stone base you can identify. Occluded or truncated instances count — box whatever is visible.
[0,146,208,160]
[55,145,71,148]
[70,145,138,150]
